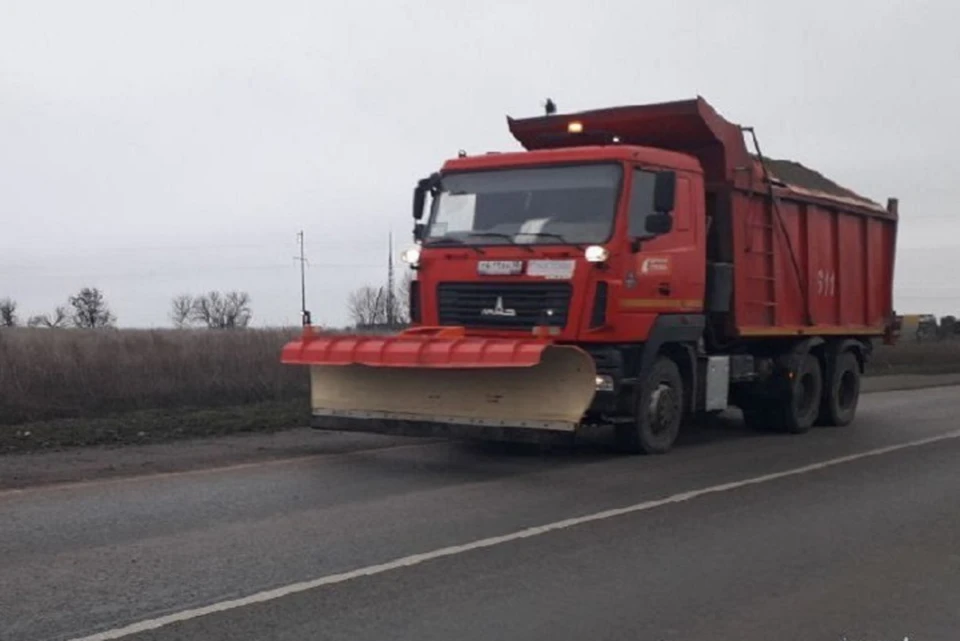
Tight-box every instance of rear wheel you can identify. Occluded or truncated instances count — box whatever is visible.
[616,356,684,454]
[817,351,860,427]
[741,354,823,434]
[771,353,823,434]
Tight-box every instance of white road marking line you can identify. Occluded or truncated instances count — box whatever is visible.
[69,428,960,641]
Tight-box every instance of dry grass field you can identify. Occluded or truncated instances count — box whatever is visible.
[869,339,960,375]
[0,327,957,453]
[0,327,306,425]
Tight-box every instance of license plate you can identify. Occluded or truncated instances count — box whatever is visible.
[477,260,524,276]
[527,259,576,280]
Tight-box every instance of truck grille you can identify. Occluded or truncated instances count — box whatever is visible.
[437,282,573,330]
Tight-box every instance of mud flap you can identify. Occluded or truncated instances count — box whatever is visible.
[308,345,597,434]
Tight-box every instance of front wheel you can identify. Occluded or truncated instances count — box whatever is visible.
[616,356,684,455]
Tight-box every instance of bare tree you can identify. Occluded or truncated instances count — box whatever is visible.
[348,276,414,328]
[397,272,414,324]
[68,287,116,328]
[190,290,252,329]
[0,298,17,327]
[27,306,70,328]
[170,294,194,328]
[348,286,389,327]
[190,291,222,328]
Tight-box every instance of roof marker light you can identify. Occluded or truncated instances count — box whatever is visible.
[567,121,583,133]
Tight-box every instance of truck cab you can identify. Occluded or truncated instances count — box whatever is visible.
[406,145,707,347]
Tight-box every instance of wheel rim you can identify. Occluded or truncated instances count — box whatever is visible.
[647,383,678,435]
[837,369,857,409]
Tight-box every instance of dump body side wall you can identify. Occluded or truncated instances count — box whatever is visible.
[731,189,896,337]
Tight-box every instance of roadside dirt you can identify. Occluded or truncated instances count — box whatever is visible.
[0,429,417,490]
[0,399,308,455]
[2,373,958,491]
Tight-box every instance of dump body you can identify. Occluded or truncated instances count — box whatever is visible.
[730,166,897,337]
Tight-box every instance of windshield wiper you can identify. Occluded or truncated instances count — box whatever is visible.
[465,232,534,253]
[514,231,584,249]
[426,237,484,254]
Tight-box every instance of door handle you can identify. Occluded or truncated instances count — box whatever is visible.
[657,283,672,296]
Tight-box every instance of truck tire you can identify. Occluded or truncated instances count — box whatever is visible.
[817,351,860,427]
[616,356,683,454]
[771,353,823,434]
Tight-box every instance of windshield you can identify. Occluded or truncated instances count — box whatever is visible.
[424,164,622,246]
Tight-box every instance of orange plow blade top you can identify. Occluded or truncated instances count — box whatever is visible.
[281,326,553,369]
[281,327,598,434]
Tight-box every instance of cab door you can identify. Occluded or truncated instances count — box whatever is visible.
[622,168,704,315]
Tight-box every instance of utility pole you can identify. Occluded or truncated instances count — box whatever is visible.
[295,230,311,326]
[386,231,396,327]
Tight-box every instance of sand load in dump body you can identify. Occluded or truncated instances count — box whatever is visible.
[281,327,598,440]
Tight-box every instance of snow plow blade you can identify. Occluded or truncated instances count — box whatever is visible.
[281,327,597,440]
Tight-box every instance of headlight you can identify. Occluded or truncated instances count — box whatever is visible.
[584,245,609,263]
[401,246,421,266]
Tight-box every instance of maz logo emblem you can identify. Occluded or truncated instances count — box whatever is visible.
[481,296,517,317]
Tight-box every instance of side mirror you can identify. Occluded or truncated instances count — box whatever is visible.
[653,170,676,213]
[412,183,427,221]
[412,172,441,221]
[413,222,426,242]
[645,213,673,235]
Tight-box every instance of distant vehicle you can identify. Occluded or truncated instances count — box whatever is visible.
[283,97,899,453]
[916,314,939,341]
[938,316,959,340]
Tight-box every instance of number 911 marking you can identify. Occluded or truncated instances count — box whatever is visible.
[817,269,836,296]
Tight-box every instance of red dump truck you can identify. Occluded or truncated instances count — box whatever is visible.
[282,96,899,454]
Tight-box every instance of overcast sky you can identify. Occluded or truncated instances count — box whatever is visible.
[2,0,959,327]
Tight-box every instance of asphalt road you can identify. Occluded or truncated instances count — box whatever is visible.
[2,385,959,641]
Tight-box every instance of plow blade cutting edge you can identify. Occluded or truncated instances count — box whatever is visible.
[281,329,598,438]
